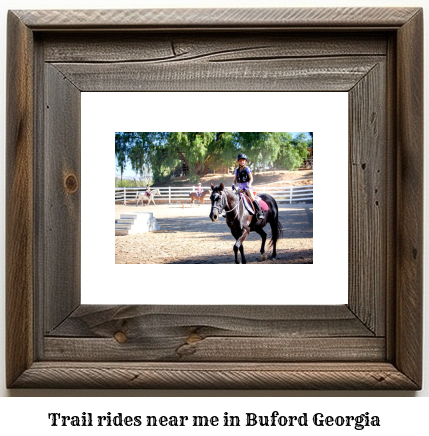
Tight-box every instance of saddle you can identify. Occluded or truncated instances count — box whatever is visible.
[239,192,256,215]
[238,191,269,214]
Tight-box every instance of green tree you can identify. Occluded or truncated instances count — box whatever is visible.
[115,131,312,182]
[204,132,237,174]
[166,132,215,179]
[274,132,310,170]
[150,133,180,182]
[234,132,280,170]
[127,132,153,181]
[115,132,129,181]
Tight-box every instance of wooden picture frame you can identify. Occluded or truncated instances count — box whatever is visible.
[6,7,423,389]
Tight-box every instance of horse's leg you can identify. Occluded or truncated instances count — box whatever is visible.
[233,241,247,264]
[232,231,243,264]
[238,244,246,264]
[272,230,277,259]
[255,227,267,261]
[233,242,240,264]
[234,228,250,264]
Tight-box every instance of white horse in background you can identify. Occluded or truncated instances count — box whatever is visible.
[136,189,161,206]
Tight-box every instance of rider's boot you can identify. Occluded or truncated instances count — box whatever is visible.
[254,201,264,220]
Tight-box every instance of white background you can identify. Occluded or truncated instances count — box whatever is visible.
[3,397,429,433]
[82,92,348,305]
[0,0,428,431]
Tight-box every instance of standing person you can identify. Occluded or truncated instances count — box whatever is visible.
[233,153,264,219]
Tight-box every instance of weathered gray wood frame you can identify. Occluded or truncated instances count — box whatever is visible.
[6,8,423,389]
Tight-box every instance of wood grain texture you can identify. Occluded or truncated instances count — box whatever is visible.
[52,56,383,92]
[44,337,385,362]
[42,33,388,62]
[384,33,398,364]
[395,9,424,388]
[6,8,423,390]
[6,11,34,388]
[44,305,380,362]
[48,305,374,338]
[11,362,419,390]
[44,33,387,92]
[348,62,386,335]
[14,8,420,29]
[43,64,81,333]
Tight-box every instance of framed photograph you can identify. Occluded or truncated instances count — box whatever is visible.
[6,7,423,389]
[84,92,347,306]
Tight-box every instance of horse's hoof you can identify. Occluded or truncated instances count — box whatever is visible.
[261,253,267,261]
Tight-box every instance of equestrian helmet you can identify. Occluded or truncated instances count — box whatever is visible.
[237,153,248,161]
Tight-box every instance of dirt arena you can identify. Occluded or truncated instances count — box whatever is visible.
[115,202,313,264]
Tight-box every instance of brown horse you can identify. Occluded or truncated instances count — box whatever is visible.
[189,189,209,206]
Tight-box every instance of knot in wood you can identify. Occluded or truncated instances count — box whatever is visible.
[185,333,203,344]
[114,331,128,343]
[64,174,78,193]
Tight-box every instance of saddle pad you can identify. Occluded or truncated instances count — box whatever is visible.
[257,198,269,212]
[240,194,269,213]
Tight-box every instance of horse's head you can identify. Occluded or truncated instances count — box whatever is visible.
[209,183,225,221]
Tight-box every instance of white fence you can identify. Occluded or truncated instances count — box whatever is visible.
[115,185,313,205]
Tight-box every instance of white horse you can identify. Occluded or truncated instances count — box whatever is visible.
[136,189,161,206]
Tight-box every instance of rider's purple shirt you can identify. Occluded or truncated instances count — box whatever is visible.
[235,167,252,190]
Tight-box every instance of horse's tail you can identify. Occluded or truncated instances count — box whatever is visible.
[270,218,283,247]
[269,197,283,247]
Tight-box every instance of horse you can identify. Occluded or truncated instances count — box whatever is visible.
[209,183,283,264]
[136,189,161,207]
[189,189,210,206]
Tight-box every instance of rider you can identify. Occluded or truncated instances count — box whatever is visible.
[145,184,151,196]
[197,182,202,197]
[233,153,264,220]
